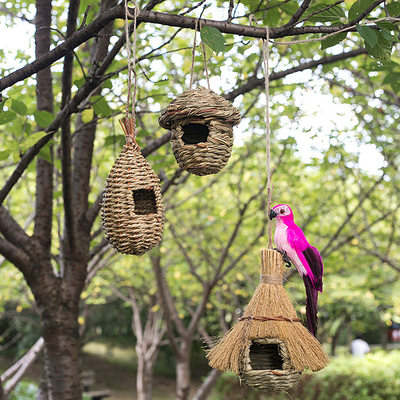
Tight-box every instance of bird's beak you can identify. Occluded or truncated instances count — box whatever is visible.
[269,209,277,220]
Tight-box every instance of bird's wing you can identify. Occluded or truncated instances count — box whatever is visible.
[302,246,323,292]
[303,274,319,336]
[287,226,323,292]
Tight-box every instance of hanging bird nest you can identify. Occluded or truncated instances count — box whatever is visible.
[158,87,241,176]
[101,118,164,255]
[206,249,329,391]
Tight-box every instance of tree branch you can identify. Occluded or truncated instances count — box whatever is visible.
[0,206,31,251]
[225,48,367,101]
[151,252,185,356]
[0,6,375,92]
[321,171,386,256]
[281,0,312,28]
[0,236,30,272]
[33,0,54,251]
[60,0,81,252]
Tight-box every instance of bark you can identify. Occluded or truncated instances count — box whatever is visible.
[0,378,4,400]
[37,377,49,400]
[136,345,159,400]
[192,369,221,400]
[176,347,192,400]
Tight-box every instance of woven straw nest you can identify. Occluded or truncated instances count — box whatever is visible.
[101,118,164,255]
[206,249,329,391]
[158,87,241,176]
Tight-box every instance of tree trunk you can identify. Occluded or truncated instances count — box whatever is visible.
[24,255,83,400]
[136,352,156,400]
[176,347,192,400]
[42,322,81,399]
[0,377,5,400]
[36,376,49,400]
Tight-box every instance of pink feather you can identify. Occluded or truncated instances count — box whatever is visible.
[271,204,323,336]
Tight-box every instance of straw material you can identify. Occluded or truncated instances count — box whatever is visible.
[158,87,241,176]
[206,249,329,390]
[101,118,164,255]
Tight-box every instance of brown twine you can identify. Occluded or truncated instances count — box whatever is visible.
[249,15,273,249]
[119,118,139,148]
[260,274,282,285]
[239,315,301,323]
[189,16,211,90]
[201,40,211,90]
[262,26,273,249]
[123,0,140,132]
[189,18,199,90]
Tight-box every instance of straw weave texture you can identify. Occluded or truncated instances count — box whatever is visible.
[101,142,164,255]
[206,249,329,390]
[159,87,241,176]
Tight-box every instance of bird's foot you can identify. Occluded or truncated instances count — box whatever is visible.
[274,248,292,268]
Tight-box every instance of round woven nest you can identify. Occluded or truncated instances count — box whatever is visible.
[240,338,302,391]
[159,87,241,176]
[101,120,164,255]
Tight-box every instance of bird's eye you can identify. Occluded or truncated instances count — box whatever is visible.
[280,209,285,214]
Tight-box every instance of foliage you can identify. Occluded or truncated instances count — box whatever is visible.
[9,381,37,400]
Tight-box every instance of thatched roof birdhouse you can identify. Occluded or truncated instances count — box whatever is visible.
[101,118,164,255]
[206,249,329,391]
[158,87,241,176]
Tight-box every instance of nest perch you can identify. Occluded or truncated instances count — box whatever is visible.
[159,87,241,176]
[101,118,164,255]
[206,249,329,391]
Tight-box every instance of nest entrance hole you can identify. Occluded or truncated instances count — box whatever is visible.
[132,189,157,215]
[181,123,209,144]
[249,342,283,371]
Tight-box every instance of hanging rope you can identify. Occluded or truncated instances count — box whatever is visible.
[123,0,140,132]
[189,18,199,90]
[189,17,211,90]
[200,20,211,90]
[262,26,273,249]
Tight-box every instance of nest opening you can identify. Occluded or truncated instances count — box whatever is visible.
[132,188,157,215]
[181,123,209,144]
[249,342,283,371]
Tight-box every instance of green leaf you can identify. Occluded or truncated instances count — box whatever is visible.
[104,134,125,147]
[383,72,400,92]
[280,1,300,15]
[348,0,376,22]
[376,21,396,31]
[0,96,8,112]
[81,108,94,123]
[92,96,112,117]
[265,7,280,26]
[386,2,400,17]
[74,77,85,88]
[20,131,48,152]
[102,79,113,89]
[34,110,54,127]
[356,25,378,47]
[0,110,17,124]
[321,32,347,50]
[11,99,27,115]
[38,141,52,163]
[0,150,11,161]
[200,26,226,54]
[304,4,345,23]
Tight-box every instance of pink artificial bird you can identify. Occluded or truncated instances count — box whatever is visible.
[269,204,323,336]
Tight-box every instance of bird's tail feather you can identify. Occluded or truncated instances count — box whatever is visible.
[303,275,318,336]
